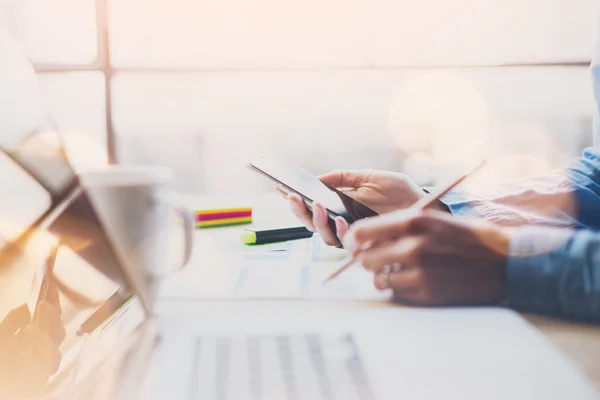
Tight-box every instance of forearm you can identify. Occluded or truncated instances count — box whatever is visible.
[506,227,600,322]
[440,148,600,230]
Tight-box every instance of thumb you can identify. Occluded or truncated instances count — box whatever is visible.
[0,304,31,337]
[319,170,371,189]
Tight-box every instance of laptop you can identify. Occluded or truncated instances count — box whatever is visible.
[0,122,146,396]
[69,302,599,400]
[2,125,598,400]
[0,123,381,399]
[0,123,384,399]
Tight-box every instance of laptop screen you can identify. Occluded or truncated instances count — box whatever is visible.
[0,124,75,250]
[0,124,144,398]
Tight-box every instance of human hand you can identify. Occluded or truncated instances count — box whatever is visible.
[0,285,65,398]
[281,169,445,246]
[343,210,512,306]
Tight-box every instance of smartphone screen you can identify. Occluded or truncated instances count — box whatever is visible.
[248,156,378,224]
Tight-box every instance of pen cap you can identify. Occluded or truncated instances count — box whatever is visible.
[241,231,257,244]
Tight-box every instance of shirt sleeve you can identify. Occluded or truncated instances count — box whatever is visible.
[507,226,600,322]
[439,147,600,230]
[431,148,600,321]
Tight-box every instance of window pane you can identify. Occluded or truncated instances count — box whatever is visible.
[8,0,97,64]
[0,17,45,145]
[109,0,597,69]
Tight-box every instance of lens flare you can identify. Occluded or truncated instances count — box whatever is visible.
[52,245,118,304]
[61,132,108,170]
[463,154,554,193]
[388,72,489,165]
[463,125,566,192]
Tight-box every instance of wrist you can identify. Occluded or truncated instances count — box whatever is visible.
[496,227,516,305]
[477,223,513,305]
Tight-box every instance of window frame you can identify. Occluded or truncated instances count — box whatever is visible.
[31,0,590,165]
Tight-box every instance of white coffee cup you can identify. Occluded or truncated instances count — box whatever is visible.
[79,165,194,314]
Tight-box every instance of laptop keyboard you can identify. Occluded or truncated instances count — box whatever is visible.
[190,333,375,400]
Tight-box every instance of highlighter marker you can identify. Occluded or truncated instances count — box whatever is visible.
[242,227,313,245]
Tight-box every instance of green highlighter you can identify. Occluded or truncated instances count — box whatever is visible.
[241,226,314,245]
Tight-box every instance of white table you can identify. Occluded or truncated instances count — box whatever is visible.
[31,192,600,398]
[163,193,600,391]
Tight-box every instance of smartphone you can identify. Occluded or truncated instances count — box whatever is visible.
[248,156,378,233]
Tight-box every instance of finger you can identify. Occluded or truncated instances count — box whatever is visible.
[391,289,431,306]
[318,170,371,189]
[0,304,31,337]
[287,193,316,232]
[373,268,423,291]
[360,236,425,272]
[335,217,350,243]
[275,186,289,198]
[36,301,65,346]
[346,210,446,250]
[344,210,413,250]
[312,202,340,246]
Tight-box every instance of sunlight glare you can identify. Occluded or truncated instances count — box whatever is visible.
[464,154,554,192]
[61,132,108,170]
[53,245,119,303]
[463,125,566,193]
[388,72,489,165]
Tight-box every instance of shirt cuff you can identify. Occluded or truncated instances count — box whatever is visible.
[437,189,495,218]
[506,226,577,314]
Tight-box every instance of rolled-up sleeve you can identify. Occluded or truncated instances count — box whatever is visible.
[430,33,600,321]
[506,227,600,322]
[440,148,600,230]
[432,149,600,321]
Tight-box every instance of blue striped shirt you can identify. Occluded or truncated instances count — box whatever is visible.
[442,37,600,322]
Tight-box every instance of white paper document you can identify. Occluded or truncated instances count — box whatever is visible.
[160,234,389,301]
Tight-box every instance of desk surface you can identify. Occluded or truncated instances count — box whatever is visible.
[525,314,600,390]
[79,298,600,400]
[3,192,600,397]
[169,192,600,391]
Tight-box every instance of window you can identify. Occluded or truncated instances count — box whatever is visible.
[5,0,599,189]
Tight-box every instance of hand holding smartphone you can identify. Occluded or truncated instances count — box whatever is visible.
[248,156,378,235]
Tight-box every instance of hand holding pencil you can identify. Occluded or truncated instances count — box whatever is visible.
[324,161,487,283]
[322,161,512,307]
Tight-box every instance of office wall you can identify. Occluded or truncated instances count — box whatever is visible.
[3,0,600,192]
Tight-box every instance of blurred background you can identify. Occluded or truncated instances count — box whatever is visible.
[2,0,599,193]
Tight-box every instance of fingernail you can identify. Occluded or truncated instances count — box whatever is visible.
[335,218,343,232]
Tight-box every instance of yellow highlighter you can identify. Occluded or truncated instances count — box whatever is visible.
[242,227,313,245]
